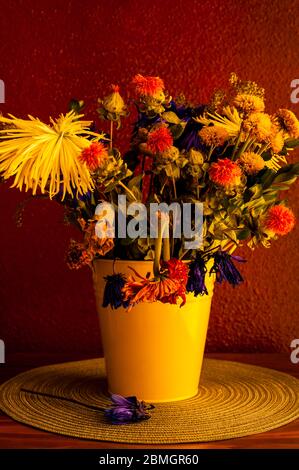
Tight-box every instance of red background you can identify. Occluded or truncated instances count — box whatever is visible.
[0,0,299,357]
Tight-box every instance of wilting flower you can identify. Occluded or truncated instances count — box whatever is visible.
[147,126,173,154]
[132,74,165,97]
[102,273,129,309]
[122,266,187,310]
[209,158,242,187]
[162,258,189,284]
[105,394,154,425]
[210,251,245,286]
[275,109,299,139]
[198,126,229,147]
[233,94,265,114]
[79,142,109,171]
[186,256,208,296]
[263,205,296,236]
[66,240,92,270]
[237,151,265,175]
[0,111,105,199]
[243,112,272,141]
[79,216,114,257]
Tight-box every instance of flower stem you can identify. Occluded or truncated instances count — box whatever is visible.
[110,121,113,150]
[118,180,137,201]
[163,236,170,261]
[154,214,163,277]
[232,132,241,160]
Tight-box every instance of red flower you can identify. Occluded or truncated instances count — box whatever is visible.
[263,205,296,236]
[79,142,108,171]
[147,127,173,154]
[162,258,189,284]
[209,158,242,187]
[132,74,164,96]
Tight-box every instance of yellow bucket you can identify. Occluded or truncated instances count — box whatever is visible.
[93,259,214,402]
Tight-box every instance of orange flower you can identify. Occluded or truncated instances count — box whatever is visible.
[147,126,173,154]
[79,142,109,171]
[263,205,296,236]
[123,275,186,310]
[132,74,164,96]
[209,158,242,187]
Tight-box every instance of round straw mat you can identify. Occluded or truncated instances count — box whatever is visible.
[1,358,299,444]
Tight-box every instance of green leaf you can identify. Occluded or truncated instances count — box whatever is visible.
[170,124,185,140]
[237,228,251,240]
[162,111,181,124]
[284,138,299,149]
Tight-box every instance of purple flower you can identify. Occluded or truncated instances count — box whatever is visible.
[187,256,208,296]
[105,394,154,425]
[102,273,129,309]
[210,251,246,286]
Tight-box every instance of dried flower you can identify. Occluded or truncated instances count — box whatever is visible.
[102,273,129,309]
[237,151,265,175]
[210,251,245,286]
[66,240,92,270]
[79,142,109,171]
[147,126,173,154]
[199,126,229,147]
[79,217,114,257]
[162,258,189,284]
[186,256,208,296]
[233,94,265,114]
[122,266,187,310]
[209,158,242,187]
[105,394,154,425]
[275,109,299,139]
[263,205,296,236]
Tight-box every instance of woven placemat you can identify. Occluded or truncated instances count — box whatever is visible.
[1,358,299,443]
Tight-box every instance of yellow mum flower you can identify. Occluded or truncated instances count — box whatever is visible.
[275,109,299,139]
[269,125,284,153]
[195,106,242,138]
[237,151,265,175]
[243,112,272,141]
[0,111,106,200]
[233,94,265,114]
[198,126,229,146]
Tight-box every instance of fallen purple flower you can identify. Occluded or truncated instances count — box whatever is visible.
[105,394,154,425]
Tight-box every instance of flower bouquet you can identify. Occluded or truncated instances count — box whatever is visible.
[1,73,299,402]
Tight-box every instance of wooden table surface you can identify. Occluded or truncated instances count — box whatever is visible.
[0,353,298,449]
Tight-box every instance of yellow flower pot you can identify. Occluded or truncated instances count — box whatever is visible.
[93,259,215,402]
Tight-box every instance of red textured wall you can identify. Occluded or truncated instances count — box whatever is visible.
[0,0,299,356]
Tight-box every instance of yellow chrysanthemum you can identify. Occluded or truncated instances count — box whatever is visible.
[269,125,285,153]
[275,109,299,139]
[233,94,265,114]
[198,126,229,146]
[237,152,265,175]
[243,112,272,141]
[195,106,242,138]
[0,111,106,199]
